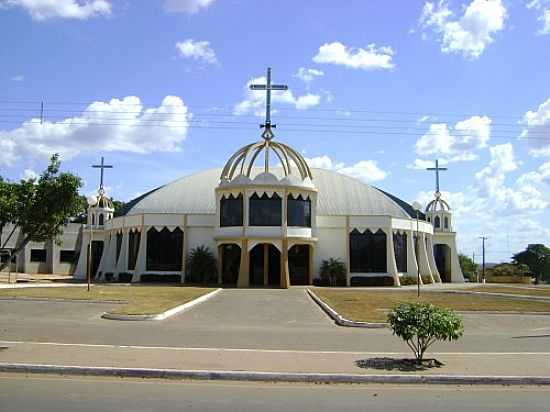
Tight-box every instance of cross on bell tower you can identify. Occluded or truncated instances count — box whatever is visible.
[92,156,113,194]
[426,159,447,195]
[250,67,288,141]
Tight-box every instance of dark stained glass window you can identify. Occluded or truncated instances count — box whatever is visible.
[146,227,183,271]
[30,249,47,262]
[59,250,77,263]
[249,193,282,226]
[220,193,243,227]
[116,232,123,264]
[128,230,141,271]
[349,229,387,273]
[287,194,311,227]
[393,232,407,273]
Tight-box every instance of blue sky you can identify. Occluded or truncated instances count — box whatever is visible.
[0,0,549,262]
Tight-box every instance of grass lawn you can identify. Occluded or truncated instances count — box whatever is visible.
[0,285,215,315]
[313,289,550,323]
[463,285,550,298]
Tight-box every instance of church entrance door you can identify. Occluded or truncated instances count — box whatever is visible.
[289,244,310,285]
[221,244,240,285]
[249,243,281,287]
[434,244,451,282]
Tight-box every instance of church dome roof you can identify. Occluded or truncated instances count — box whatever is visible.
[121,167,418,219]
[425,192,451,212]
[90,191,114,209]
[220,139,313,187]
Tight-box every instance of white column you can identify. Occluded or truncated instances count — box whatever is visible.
[73,230,90,280]
[417,232,433,281]
[426,235,442,283]
[386,229,400,286]
[132,227,148,283]
[406,230,418,278]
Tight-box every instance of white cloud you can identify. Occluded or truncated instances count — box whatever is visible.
[0,0,111,20]
[419,0,507,59]
[415,115,491,161]
[233,76,321,116]
[0,96,190,166]
[407,158,448,170]
[163,0,214,13]
[312,41,395,70]
[520,97,550,157]
[526,0,550,34]
[294,67,324,83]
[175,39,217,64]
[11,74,24,81]
[20,169,38,181]
[306,155,388,183]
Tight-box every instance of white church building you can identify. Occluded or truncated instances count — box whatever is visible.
[3,69,464,287]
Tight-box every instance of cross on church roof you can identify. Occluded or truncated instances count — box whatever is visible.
[426,159,447,194]
[250,67,288,141]
[92,156,113,193]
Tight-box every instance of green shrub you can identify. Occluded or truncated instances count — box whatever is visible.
[319,258,347,286]
[186,245,218,284]
[399,276,418,285]
[388,302,464,364]
[421,275,433,284]
[487,263,530,277]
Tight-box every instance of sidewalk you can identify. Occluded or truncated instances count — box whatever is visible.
[1,340,549,377]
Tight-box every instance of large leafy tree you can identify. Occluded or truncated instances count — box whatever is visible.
[0,154,82,271]
[458,253,478,281]
[512,244,550,284]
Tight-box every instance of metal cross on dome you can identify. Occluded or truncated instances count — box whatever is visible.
[250,67,288,141]
[426,159,447,195]
[91,156,113,193]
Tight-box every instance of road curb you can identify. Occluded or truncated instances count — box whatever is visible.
[306,289,387,328]
[101,288,221,321]
[0,362,549,385]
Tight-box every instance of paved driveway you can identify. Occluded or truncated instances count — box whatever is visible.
[1,288,550,353]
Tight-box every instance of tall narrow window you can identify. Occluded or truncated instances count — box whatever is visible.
[287,194,311,227]
[146,227,183,271]
[249,193,282,226]
[98,214,104,226]
[349,229,387,273]
[128,230,141,270]
[393,232,407,273]
[434,216,441,228]
[220,193,243,227]
[444,216,449,229]
[116,232,123,264]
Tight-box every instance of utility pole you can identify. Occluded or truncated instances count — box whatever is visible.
[472,251,476,282]
[479,237,488,284]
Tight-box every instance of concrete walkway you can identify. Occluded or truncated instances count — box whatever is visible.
[1,340,550,377]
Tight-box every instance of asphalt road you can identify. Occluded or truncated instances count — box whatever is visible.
[1,288,549,352]
[1,374,549,412]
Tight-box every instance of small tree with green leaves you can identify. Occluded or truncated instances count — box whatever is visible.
[512,244,550,284]
[320,258,347,286]
[0,154,82,271]
[387,302,464,364]
[186,245,218,284]
[458,253,478,282]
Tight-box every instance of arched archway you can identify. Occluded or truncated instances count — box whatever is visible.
[249,243,281,287]
[289,244,310,285]
[434,244,452,282]
[220,243,241,285]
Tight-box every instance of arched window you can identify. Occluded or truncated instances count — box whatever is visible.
[98,214,104,226]
[349,229,387,273]
[427,217,431,222]
[434,215,441,228]
[91,214,95,225]
[116,232,123,263]
[146,227,183,271]
[287,194,311,227]
[249,193,282,226]
[444,216,449,229]
[128,230,141,270]
[220,194,243,227]
[393,232,407,273]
